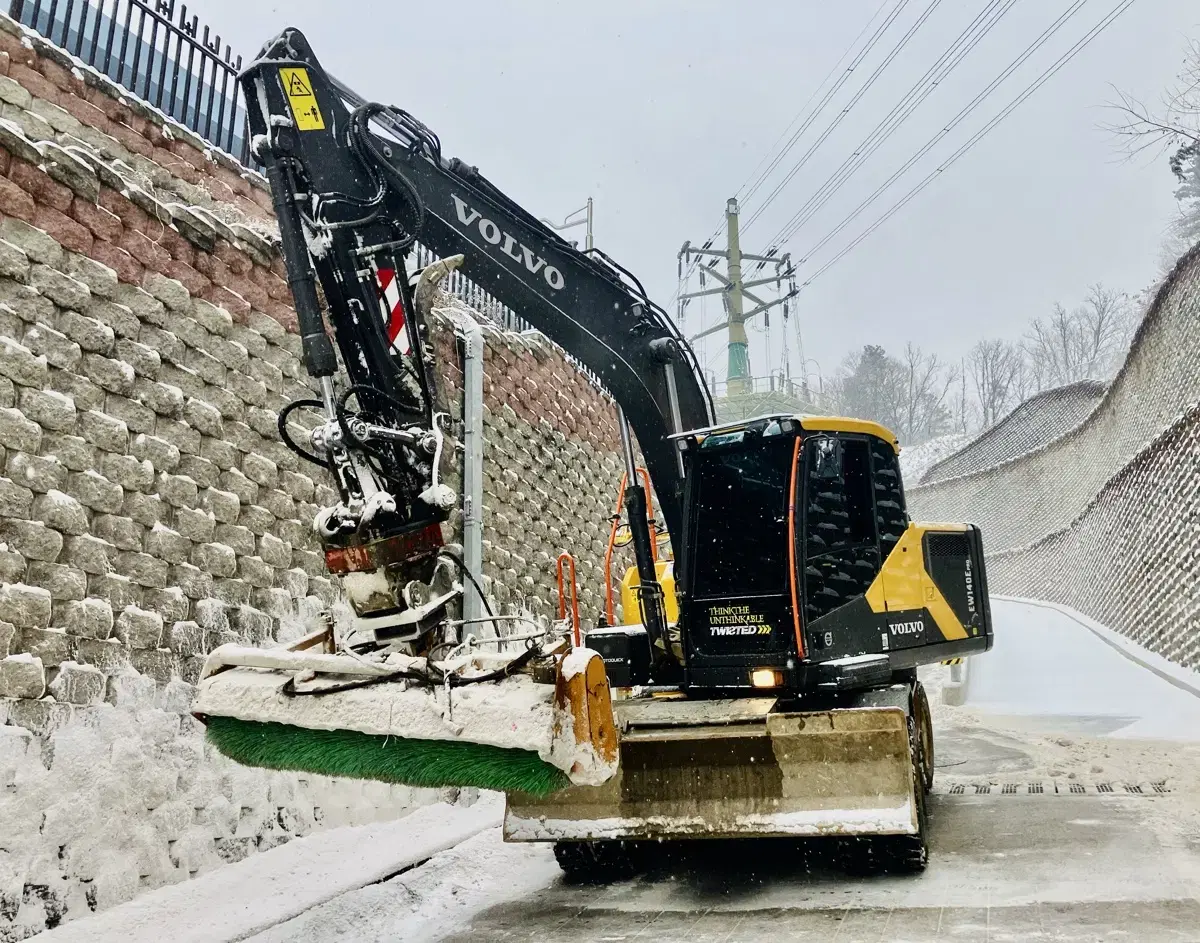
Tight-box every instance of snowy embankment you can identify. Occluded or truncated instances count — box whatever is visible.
[898,433,970,484]
[34,797,503,943]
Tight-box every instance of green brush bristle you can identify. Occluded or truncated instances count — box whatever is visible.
[204,716,571,797]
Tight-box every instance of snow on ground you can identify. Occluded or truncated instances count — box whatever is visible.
[42,599,1200,943]
[966,597,1200,741]
[246,827,560,943]
[36,797,503,943]
[898,432,971,484]
[926,597,1200,800]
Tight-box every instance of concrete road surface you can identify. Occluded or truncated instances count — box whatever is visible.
[439,792,1200,942]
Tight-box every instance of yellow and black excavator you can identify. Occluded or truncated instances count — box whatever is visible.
[193,28,993,878]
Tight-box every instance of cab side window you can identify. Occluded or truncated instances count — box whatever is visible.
[802,436,880,621]
[870,440,908,559]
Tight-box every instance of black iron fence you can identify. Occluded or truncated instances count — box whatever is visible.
[9,0,250,162]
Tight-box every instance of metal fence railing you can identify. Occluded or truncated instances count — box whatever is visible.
[709,373,822,402]
[10,0,250,163]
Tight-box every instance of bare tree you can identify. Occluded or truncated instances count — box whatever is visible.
[1080,284,1138,376]
[968,339,1022,428]
[897,343,954,444]
[1022,284,1134,389]
[1024,303,1079,390]
[1109,38,1200,251]
[1108,37,1200,163]
[952,359,970,435]
[1009,351,1038,405]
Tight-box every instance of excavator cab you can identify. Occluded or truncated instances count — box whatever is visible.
[510,414,991,869]
[589,414,991,694]
[678,413,992,694]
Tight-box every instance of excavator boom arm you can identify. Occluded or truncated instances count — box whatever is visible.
[241,29,712,551]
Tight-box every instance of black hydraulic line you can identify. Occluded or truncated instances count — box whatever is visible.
[436,548,497,623]
[623,480,669,659]
[349,102,426,249]
[260,155,338,379]
[277,398,328,466]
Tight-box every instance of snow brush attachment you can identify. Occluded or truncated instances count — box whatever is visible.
[192,630,618,797]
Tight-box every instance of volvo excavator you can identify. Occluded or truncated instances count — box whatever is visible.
[193,28,993,877]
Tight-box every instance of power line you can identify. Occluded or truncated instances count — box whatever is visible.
[798,0,1136,290]
[669,1,903,308]
[741,0,946,232]
[757,0,1019,258]
[738,0,915,211]
[797,0,1092,267]
[733,2,892,208]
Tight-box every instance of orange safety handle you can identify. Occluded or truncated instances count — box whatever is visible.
[602,467,658,626]
[556,552,581,647]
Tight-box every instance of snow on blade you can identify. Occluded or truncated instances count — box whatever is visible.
[559,645,597,681]
[194,666,559,758]
[504,800,916,841]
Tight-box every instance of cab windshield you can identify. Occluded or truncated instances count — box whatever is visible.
[689,435,794,598]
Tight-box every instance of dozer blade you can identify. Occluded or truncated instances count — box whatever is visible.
[505,697,918,840]
[192,635,618,796]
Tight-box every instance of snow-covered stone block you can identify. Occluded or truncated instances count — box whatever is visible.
[0,652,45,698]
[0,582,52,629]
[47,660,104,705]
[114,605,163,650]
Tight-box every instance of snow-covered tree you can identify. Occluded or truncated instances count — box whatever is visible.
[832,344,955,444]
[1171,143,1200,248]
[833,345,903,432]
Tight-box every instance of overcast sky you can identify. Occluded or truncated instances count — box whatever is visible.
[202,0,1197,390]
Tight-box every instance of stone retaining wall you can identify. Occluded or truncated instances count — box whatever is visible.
[987,405,1200,670]
[918,379,1107,485]
[908,242,1200,674]
[908,244,1200,553]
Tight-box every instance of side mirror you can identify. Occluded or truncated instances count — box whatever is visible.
[812,436,843,480]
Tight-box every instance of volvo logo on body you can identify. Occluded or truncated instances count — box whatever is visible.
[889,619,924,636]
[451,195,565,291]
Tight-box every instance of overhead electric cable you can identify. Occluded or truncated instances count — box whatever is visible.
[669,0,904,307]
[741,0,946,231]
[756,0,1019,255]
[796,0,1136,289]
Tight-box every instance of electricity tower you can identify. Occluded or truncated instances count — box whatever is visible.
[677,198,797,395]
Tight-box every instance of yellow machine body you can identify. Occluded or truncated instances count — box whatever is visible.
[619,560,679,626]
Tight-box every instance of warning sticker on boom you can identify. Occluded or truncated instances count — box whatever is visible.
[280,67,324,131]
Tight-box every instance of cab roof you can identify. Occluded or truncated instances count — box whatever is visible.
[673,413,901,453]
[797,416,900,451]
